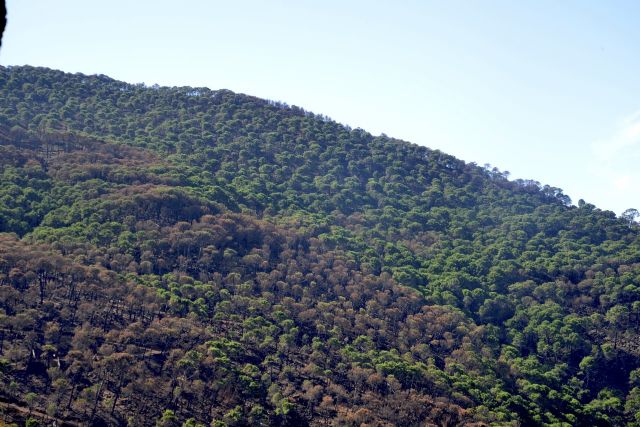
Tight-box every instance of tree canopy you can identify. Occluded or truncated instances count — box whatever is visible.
[0,65,639,426]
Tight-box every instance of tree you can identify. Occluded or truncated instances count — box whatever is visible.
[156,409,180,427]
[622,208,640,225]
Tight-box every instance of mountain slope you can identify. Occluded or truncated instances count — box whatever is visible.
[0,65,639,426]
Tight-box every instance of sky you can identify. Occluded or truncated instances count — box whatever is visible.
[2,0,640,214]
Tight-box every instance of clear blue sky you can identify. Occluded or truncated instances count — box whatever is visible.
[2,0,640,214]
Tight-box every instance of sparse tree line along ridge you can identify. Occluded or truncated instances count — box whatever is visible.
[0,65,639,426]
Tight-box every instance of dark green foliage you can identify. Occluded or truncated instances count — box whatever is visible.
[0,65,639,426]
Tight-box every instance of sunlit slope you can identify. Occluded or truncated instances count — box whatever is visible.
[0,65,639,426]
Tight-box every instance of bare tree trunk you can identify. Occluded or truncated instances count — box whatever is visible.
[90,380,104,421]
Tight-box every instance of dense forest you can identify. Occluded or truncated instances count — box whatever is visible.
[0,65,639,426]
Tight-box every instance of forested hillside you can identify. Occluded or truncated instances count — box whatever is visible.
[0,65,639,426]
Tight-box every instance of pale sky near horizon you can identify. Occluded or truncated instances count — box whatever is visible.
[2,1,640,215]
